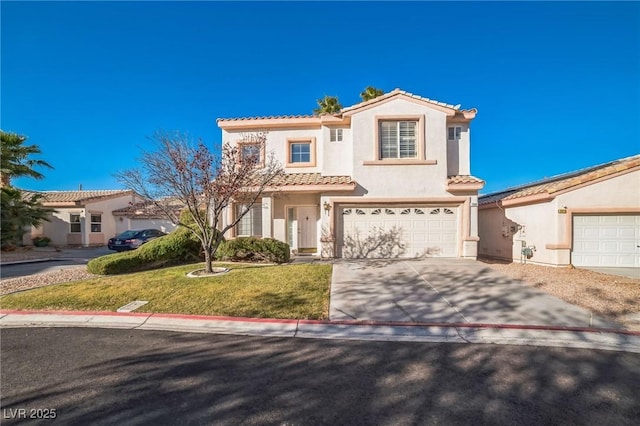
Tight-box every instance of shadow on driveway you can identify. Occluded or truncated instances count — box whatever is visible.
[330,258,622,329]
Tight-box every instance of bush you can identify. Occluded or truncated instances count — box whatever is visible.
[32,236,51,247]
[216,237,290,264]
[87,226,202,275]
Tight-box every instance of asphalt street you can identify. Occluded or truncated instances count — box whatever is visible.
[0,260,88,279]
[2,328,639,425]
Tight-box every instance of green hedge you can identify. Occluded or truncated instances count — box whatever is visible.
[216,237,290,264]
[87,226,203,275]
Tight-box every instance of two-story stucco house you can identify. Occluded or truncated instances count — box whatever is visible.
[217,89,484,259]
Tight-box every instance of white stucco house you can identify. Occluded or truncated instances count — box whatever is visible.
[217,89,484,259]
[24,190,177,247]
[478,155,640,267]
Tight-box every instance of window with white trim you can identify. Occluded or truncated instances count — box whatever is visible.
[448,126,462,141]
[70,214,81,233]
[236,204,263,237]
[90,214,102,233]
[330,128,343,142]
[379,121,417,159]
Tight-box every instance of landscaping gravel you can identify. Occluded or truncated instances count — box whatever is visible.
[480,259,640,331]
[0,267,99,295]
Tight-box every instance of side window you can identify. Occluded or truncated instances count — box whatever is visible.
[90,214,102,233]
[330,128,343,142]
[448,126,462,141]
[70,214,82,233]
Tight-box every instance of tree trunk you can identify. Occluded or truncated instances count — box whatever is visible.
[204,248,213,273]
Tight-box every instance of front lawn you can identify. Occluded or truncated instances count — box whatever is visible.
[0,263,332,320]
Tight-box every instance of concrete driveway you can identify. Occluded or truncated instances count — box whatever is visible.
[330,259,621,329]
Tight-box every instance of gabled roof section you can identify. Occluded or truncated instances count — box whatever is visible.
[217,88,475,129]
[341,88,463,116]
[24,190,134,206]
[479,154,640,206]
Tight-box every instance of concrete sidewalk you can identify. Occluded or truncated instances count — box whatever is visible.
[1,310,639,354]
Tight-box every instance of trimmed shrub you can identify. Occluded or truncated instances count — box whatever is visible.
[87,226,202,275]
[216,237,290,264]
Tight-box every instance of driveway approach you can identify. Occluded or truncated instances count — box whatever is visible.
[330,259,620,329]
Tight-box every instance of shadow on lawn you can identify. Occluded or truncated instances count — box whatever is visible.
[1,328,639,425]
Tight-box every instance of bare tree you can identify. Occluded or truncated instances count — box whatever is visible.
[116,130,283,273]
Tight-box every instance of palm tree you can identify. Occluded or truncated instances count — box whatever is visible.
[360,86,385,102]
[1,131,53,187]
[1,187,53,248]
[313,95,342,115]
[0,131,54,247]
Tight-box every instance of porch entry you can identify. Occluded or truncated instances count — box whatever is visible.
[287,206,318,253]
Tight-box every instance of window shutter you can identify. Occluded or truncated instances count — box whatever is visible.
[380,122,398,159]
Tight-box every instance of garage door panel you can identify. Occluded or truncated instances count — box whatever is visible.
[572,214,640,267]
[341,205,458,259]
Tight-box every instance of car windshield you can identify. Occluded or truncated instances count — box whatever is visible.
[116,230,139,239]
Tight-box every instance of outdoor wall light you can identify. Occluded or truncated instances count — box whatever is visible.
[323,201,332,215]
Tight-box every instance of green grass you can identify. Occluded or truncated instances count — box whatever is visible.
[0,263,332,320]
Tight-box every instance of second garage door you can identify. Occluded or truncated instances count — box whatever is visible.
[340,206,458,258]
[572,214,640,267]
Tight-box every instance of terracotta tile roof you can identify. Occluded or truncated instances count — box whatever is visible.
[270,173,355,186]
[447,175,485,185]
[341,88,461,113]
[217,114,316,122]
[479,154,640,205]
[24,190,133,204]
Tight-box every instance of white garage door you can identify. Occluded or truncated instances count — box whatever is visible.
[572,215,640,267]
[340,206,458,259]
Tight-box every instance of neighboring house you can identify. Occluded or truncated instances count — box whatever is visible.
[217,88,484,259]
[112,201,179,234]
[24,190,141,247]
[478,155,640,267]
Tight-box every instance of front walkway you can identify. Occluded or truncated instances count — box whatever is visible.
[330,258,622,329]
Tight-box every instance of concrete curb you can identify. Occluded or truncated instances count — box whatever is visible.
[1,257,61,266]
[2,310,640,353]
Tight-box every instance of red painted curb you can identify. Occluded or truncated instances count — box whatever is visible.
[2,310,639,337]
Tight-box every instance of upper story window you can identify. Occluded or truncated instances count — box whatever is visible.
[364,115,431,165]
[379,121,417,159]
[286,137,316,167]
[90,214,102,233]
[241,143,261,163]
[330,128,343,142]
[70,214,81,233]
[290,143,311,163]
[448,126,462,141]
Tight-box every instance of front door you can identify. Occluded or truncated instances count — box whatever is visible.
[297,206,317,253]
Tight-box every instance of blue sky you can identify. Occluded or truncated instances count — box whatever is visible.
[2,1,639,194]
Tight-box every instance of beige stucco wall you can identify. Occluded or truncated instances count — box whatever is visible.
[350,99,451,197]
[479,170,640,266]
[446,123,470,176]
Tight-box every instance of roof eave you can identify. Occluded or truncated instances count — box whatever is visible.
[342,92,458,117]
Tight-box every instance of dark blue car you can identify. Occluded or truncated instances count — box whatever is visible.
[107,229,166,252]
